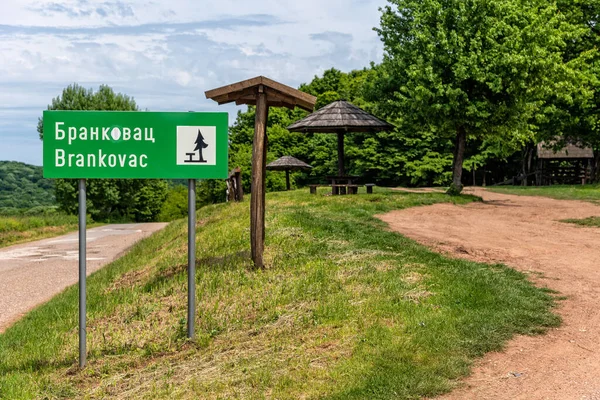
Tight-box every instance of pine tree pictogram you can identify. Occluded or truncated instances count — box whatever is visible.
[194,129,209,162]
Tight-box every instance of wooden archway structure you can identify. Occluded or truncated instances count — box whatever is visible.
[206,77,316,268]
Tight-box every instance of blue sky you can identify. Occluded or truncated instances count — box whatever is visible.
[0,0,387,166]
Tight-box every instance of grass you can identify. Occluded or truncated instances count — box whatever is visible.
[0,188,560,399]
[488,184,600,204]
[0,214,87,248]
[561,216,600,227]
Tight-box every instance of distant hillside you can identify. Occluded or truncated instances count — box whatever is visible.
[0,161,55,209]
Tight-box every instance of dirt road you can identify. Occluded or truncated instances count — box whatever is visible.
[379,188,600,400]
[0,223,167,332]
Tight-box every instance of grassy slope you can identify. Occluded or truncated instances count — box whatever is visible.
[0,189,560,399]
[488,184,600,203]
[0,214,83,248]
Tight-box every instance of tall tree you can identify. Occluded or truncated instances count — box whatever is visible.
[542,0,600,179]
[374,0,591,193]
[38,84,168,221]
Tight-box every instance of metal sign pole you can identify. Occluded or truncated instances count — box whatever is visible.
[78,179,87,368]
[188,179,196,339]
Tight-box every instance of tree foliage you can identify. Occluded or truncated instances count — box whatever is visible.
[0,162,55,209]
[26,0,600,207]
[38,84,168,222]
[372,0,593,192]
[547,0,600,165]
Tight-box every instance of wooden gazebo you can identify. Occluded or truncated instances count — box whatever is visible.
[287,100,393,176]
[537,142,594,185]
[266,156,312,190]
[205,77,316,268]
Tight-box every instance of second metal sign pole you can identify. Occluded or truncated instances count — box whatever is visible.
[188,179,196,339]
[78,179,87,368]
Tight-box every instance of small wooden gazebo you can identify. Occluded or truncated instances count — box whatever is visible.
[287,100,393,176]
[266,156,312,190]
[537,142,594,185]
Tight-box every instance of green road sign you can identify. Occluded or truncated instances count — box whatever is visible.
[43,111,229,179]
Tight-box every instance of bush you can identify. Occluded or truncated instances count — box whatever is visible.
[159,185,189,221]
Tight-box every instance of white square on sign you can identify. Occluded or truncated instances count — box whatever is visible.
[176,126,217,166]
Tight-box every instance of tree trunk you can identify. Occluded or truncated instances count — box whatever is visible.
[521,145,533,186]
[449,126,466,194]
[482,166,487,187]
[592,152,600,183]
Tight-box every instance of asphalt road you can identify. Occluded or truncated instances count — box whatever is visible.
[0,223,167,332]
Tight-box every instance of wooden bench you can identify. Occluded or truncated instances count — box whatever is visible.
[332,184,362,195]
[365,183,375,194]
[347,184,360,195]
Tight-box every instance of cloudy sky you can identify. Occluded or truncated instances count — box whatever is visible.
[0,0,387,166]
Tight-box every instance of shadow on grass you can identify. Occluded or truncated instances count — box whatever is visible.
[197,250,251,271]
[0,356,74,375]
[142,251,252,293]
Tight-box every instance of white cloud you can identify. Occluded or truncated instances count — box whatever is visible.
[0,0,387,165]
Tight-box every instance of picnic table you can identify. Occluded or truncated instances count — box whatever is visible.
[326,175,361,195]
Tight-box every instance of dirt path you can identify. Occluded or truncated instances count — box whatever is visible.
[378,188,600,400]
[0,223,167,332]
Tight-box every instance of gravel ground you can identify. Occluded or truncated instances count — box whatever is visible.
[379,188,600,400]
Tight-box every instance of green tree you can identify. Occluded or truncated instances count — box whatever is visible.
[540,0,600,179]
[38,84,168,221]
[374,0,591,193]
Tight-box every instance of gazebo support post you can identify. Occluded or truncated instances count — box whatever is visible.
[251,85,268,269]
[285,170,290,191]
[337,132,345,176]
[337,132,346,194]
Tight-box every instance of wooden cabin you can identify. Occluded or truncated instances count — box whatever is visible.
[536,142,594,185]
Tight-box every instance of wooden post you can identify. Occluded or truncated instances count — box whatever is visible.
[262,110,268,247]
[226,180,234,202]
[236,170,243,201]
[205,77,316,270]
[251,85,268,268]
[285,170,290,190]
[337,132,345,176]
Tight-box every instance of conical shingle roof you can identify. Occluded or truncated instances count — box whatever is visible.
[287,100,393,133]
[266,156,313,171]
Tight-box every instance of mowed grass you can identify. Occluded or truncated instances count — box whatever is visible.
[561,216,600,227]
[0,214,82,248]
[0,188,560,399]
[488,184,600,203]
